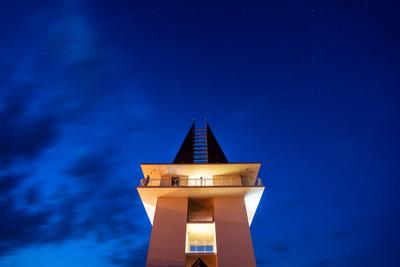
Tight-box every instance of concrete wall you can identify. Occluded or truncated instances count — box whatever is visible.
[214,197,257,267]
[147,197,188,267]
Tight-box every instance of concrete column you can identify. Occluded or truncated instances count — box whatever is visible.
[214,197,257,267]
[146,197,188,267]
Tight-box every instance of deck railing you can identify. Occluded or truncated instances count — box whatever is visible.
[139,177,262,187]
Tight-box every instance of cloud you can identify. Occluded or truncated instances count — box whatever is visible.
[25,186,40,205]
[109,242,147,267]
[66,151,112,185]
[0,172,143,262]
[0,174,25,195]
[63,151,147,264]
[0,182,53,256]
[0,147,143,258]
[0,3,151,264]
[0,95,58,167]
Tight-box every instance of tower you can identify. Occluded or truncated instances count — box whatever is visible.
[137,120,264,267]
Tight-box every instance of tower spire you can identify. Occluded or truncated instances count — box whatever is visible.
[173,120,228,163]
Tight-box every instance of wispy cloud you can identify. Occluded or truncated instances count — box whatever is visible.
[0,3,151,264]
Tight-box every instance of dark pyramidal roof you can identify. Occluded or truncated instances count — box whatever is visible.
[173,120,228,164]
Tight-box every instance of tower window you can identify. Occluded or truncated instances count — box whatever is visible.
[186,223,216,254]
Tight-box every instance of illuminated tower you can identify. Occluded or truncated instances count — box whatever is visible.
[137,120,264,267]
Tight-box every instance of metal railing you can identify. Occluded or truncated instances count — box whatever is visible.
[139,177,263,187]
[187,240,215,253]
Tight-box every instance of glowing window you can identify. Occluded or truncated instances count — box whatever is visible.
[185,223,216,254]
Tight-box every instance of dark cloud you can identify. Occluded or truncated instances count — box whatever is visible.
[62,151,142,240]
[25,186,40,205]
[110,253,147,267]
[0,191,52,255]
[0,148,143,258]
[108,242,147,267]
[66,152,112,184]
[0,41,149,260]
[0,174,25,194]
[0,95,57,167]
[0,91,60,255]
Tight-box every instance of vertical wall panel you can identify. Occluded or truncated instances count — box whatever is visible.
[146,197,188,267]
[214,197,257,267]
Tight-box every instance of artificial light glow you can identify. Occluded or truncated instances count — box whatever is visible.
[187,223,215,235]
[186,223,216,253]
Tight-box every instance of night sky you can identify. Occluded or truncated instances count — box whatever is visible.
[1,1,399,266]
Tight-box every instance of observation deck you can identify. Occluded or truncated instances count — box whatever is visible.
[137,163,265,226]
[139,176,263,187]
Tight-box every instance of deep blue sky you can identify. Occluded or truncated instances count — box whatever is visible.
[1,1,399,266]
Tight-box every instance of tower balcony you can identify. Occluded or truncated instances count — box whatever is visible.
[139,176,263,187]
[137,163,265,226]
